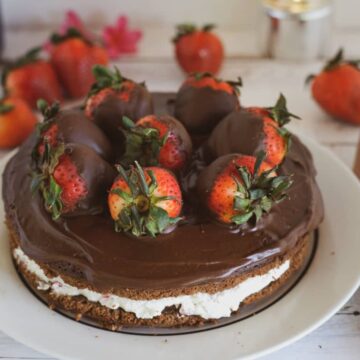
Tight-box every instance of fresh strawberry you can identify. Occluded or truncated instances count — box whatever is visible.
[108,162,182,236]
[121,115,192,171]
[84,65,153,144]
[49,28,109,98]
[174,72,241,134]
[32,142,115,219]
[206,94,299,167]
[2,47,63,108]
[197,152,292,225]
[173,24,224,75]
[35,100,112,161]
[0,97,37,148]
[307,48,360,125]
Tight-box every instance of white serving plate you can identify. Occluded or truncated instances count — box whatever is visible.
[0,132,359,360]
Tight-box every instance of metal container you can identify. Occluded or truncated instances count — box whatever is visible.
[258,0,332,60]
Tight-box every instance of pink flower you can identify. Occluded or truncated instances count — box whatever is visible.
[102,16,142,59]
[59,10,94,41]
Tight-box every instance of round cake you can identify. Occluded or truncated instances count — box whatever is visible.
[2,70,324,331]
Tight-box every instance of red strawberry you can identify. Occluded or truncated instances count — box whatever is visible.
[32,142,115,219]
[84,65,153,145]
[121,115,192,171]
[173,24,224,75]
[197,152,292,225]
[0,97,37,148]
[307,48,360,125]
[206,94,299,167]
[2,47,63,108]
[49,29,109,98]
[35,100,112,161]
[174,72,241,134]
[108,162,182,236]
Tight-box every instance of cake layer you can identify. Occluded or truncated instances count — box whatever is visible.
[12,233,312,329]
[2,93,324,292]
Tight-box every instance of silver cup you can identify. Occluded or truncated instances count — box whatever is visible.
[258,0,332,60]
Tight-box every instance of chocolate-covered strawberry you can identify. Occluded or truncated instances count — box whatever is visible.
[205,94,299,167]
[35,100,112,161]
[108,162,182,236]
[85,65,154,144]
[197,152,292,225]
[174,72,241,134]
[32,142,116,219]
[121,115,192,171]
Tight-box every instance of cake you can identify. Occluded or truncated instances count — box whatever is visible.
[3,69,324,331]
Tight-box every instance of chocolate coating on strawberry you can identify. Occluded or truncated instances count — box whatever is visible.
[121,115,192,171]
[205,94,299,167]
[33,142,116,219]
[174,73,241,134]
[85,66,154,154]
[36,101,112,161]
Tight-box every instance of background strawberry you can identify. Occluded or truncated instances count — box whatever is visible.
[197,152,292,225]
[206,94,299,167]
[174,72,241,134]
[121,115,192,171]
[50,28,109,99]
[35,100,112,161]
[0,97,37,148]
[32,142,115,219]
[108,162,182,236]
[307,48,360,125]
[2,47,63,108]
[173,24,224,75]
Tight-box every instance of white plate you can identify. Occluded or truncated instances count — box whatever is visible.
[0,133,360,360]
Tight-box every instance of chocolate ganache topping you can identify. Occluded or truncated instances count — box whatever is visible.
[3,93,324,291]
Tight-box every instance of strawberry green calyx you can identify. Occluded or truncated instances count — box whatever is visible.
[231,151,293,225]
[111,162,181,237]
[37,99,60,122]
[31,141,65,220]
[0,102,14,114]
[87,65,127,98]
[172,23,216,43]
[50,27,90,45]
[120,116,167,168]
[323,48,360,72]
[1,47,42,86]
[306,48,360,84]
[267,93,300,127]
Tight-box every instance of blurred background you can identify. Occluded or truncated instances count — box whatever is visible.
[2,0,360,59]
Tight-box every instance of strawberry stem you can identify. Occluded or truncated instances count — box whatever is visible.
[231,152,293,225]
[112,163,181,237]
[87,65,126,98]
[267,93,300,127]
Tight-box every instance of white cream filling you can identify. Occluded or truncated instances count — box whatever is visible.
[13,247,290,320]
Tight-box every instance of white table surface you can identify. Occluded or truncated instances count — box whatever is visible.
[0,29,360,360]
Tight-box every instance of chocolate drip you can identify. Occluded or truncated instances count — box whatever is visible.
[2,93,324,292]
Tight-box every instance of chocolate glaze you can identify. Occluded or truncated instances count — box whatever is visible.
[2,93,324,292]
[61,144,116,217]
[174,85,240,134]
[51,110,113,161]
[204,110,265,162]
[92,84,154,158]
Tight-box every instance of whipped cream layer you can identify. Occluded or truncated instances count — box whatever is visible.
[14,247,290,320]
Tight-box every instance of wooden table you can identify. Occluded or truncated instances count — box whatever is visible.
[0,38,359,359]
